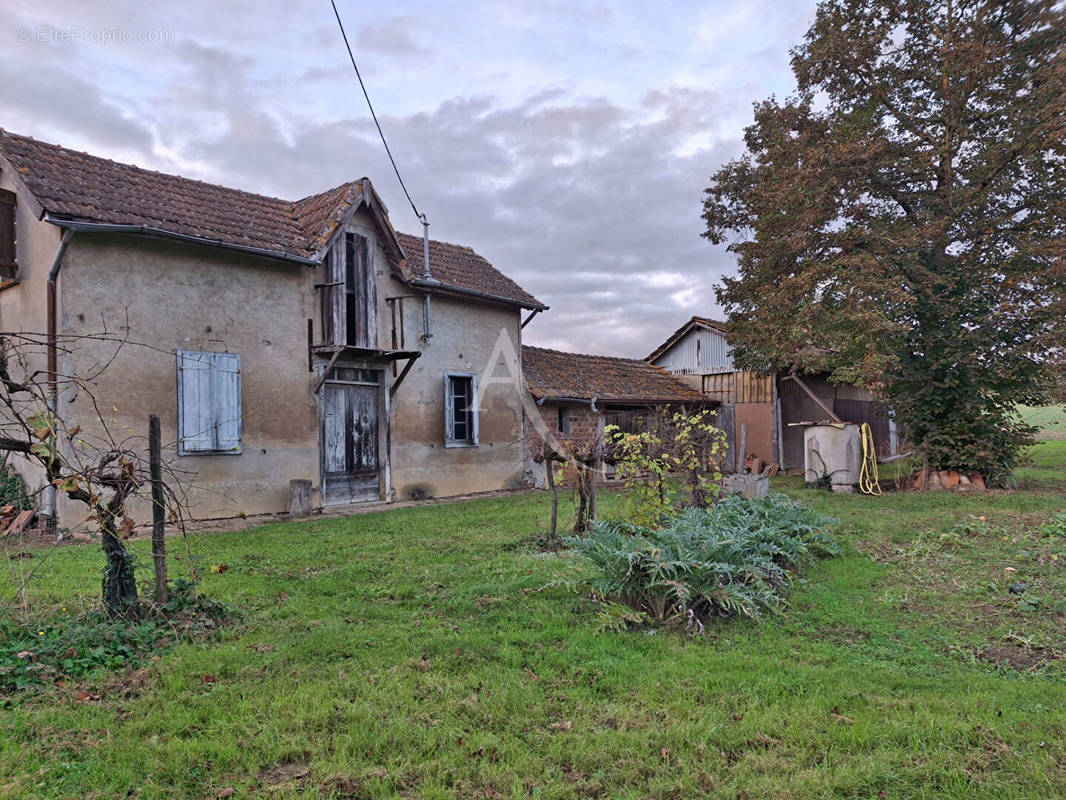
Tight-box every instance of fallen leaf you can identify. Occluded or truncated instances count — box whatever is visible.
[549,720,573,732]
[830,705,853,725]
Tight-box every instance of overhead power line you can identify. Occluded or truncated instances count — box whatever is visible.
[329,0,426,224]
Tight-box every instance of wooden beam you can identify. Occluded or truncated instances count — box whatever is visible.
[390,354,421,397]
[312,348,344,395]
[782,371,842,423]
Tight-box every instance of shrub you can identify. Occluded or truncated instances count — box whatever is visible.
[0,615,164,692]
[607,408,727,526]
[0,580,235,693]
[566,493,839,625]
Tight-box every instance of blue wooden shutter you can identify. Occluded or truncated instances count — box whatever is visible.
[212,352,242,453]
[177,351,214,452]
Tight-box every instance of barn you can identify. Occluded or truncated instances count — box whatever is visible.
[647,316,898,471]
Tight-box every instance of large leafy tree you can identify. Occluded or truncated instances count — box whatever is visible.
[704,0,1066,483]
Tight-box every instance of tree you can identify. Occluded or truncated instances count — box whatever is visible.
[0,333,184,616]
[703,0,1066,484]
[608,408,727,526]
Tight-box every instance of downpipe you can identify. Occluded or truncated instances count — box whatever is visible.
[43,229,75,523]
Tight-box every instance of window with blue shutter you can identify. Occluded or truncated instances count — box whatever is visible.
[177,350,242,454]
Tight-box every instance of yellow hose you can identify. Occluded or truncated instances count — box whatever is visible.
[859,422,882,496]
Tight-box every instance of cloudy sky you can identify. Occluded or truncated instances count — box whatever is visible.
[1,0,816,357]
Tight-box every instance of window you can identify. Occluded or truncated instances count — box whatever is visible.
[319,230,376,348]
[0,189,16,281]
[558,407,571,435]
[444,373,478,446]
[327,367,379,384]
[177,350,242,454]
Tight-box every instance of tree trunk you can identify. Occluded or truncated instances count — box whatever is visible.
[546,458,559,539]
[149,414,167,604]
[101,511,138,616]
[574,465,588,534]
[588,460,598,524]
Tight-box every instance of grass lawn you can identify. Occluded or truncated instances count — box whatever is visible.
[2,446,1066,798]
[1018,405,1066,440]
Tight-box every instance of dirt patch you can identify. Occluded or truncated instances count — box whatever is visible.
[318,774,366,798]
[978,643,1058,670]
[259,760,310,786]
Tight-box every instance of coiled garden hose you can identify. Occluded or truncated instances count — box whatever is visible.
[859,422,882,496]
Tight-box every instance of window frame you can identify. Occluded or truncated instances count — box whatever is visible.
[0,189,17,282]
[558,406,571,435]
[443,372,479,448]
[176,350,243,456]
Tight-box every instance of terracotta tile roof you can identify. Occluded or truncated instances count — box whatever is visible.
[0,130,541,307]
[291,180,364,254]
[396,231,544,309]
[522,345,708,405]
[0,129,318,258]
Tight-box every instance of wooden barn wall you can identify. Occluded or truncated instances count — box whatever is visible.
[700,371,773,404]
[777,373,874,402]
[776,373,886,470]
[653,327,734,376]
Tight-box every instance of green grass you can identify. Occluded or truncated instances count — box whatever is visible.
[1018,404,1066,440]
[2,446,1066,799]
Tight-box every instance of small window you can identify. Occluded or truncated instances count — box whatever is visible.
[328,367,379,384]
[177,350,242,454]
[558,407,571,435]
[0,189,16,281]
[444,373,478,447]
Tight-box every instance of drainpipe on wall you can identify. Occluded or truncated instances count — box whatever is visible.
[43,229,75,525]
[420,216,434,341]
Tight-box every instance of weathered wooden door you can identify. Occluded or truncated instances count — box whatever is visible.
[322,381,379,504]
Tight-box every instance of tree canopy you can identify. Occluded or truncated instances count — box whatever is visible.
[704,0,1066,482]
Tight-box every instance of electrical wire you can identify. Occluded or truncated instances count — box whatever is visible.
[329,0,426,224]
[858,422,882,496]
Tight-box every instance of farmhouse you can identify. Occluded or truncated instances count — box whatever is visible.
[0,129,546,524]
[648,316,896,471]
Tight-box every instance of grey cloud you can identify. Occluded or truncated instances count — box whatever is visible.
[0,59,154,157]
[356,15,429,58]
[0,1,793,358]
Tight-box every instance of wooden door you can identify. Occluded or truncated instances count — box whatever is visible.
[322,382,379,504]
[779,395,829,469]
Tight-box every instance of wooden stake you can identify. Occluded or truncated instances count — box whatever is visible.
[149,414,167,604]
